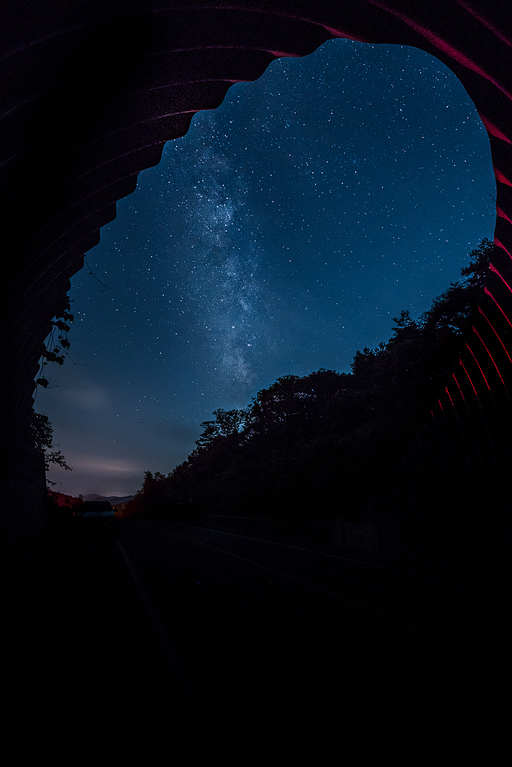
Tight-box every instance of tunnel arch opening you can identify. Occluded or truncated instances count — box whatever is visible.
[35,37,498,496]
[3,1,512,582]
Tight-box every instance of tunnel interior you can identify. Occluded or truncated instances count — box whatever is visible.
[2,1,512,583]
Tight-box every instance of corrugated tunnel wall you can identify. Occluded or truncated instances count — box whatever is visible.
[2,1,512,584]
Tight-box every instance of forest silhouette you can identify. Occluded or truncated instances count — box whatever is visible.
[108,240,493,522]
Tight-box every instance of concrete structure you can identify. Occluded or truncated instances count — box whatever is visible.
[2,2,512,584]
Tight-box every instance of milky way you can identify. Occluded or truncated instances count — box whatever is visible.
[37,39,496,496]
[167,126,268,398]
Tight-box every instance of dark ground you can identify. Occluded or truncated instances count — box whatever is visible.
[4,518,510,763]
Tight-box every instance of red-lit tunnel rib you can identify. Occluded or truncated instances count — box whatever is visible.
[2,1,512,575]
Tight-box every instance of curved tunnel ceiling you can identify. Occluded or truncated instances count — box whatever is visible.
[2,0,512,470]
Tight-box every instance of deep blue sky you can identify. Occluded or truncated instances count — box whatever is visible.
[36,39,496,497]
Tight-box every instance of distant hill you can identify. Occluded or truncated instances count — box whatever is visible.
[83,493,134,505]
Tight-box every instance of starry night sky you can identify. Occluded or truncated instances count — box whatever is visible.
[36,39,496,497]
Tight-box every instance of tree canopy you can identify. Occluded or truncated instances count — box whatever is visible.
[30,411,72,486]
[122,239,494,521]
[36,293,74,389]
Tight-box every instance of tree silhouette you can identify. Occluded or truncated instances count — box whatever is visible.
[30,411,72,486]
[36,293,74,388]
[126,239,494,521]
[195,408,250,449]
